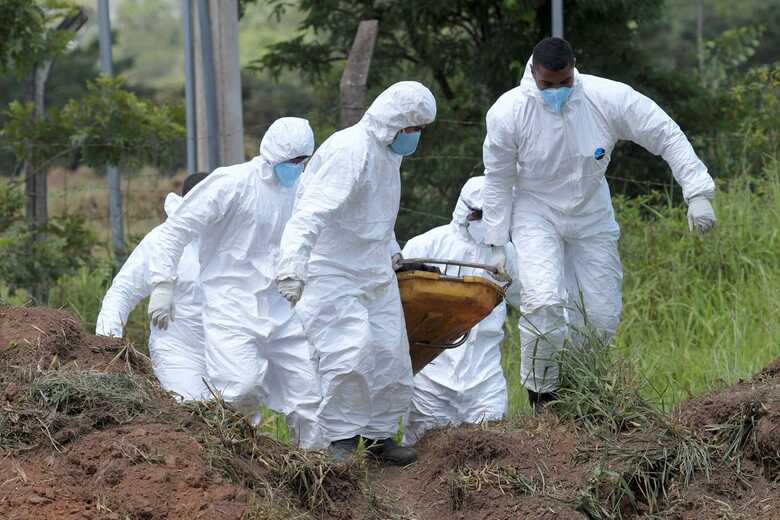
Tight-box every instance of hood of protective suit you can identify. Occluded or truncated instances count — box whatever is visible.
[451,176,485,227]
[164,193,182,217]
[256,117,315,181]
[519,55,582,105]
[360,81,437,144]
[451,176,489,245]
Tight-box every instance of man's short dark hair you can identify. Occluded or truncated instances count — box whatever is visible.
[182,172,209,196]
[532,37,575,71]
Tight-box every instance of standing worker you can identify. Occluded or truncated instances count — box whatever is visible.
[275,81,437,464]
[146,117,324,449]
[96,173,208,401]
[402,176,520,444]
[482,38,716,411]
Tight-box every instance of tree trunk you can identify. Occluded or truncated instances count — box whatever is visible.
[23,8,87,304]
[340,20,379,128]
[24,62,53,304]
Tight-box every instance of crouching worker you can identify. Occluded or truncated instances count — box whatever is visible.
[96,172,208,401]
[146,118,324,449]
[401,176,521,444]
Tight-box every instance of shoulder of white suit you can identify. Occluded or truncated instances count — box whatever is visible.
[487,85,527,119]
[487,74,639,132]
[579,74,636,106]
[315,125,371,170]
[210,159,260,183]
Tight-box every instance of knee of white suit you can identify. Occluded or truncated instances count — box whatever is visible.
[148,339,207,402]
[566,305,621,348]
[518,303,567,342]
[286,409,328,450]
[518,303,566,393]
[208,371,267,416]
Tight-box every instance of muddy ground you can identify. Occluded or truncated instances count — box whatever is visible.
[1,305,779,519]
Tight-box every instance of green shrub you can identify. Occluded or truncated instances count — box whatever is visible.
[0,178,97,296]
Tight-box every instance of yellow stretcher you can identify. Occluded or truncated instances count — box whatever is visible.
[397,259,510,374]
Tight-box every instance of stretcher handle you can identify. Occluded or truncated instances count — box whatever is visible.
[412,330,470,350]
[400,257,512,287]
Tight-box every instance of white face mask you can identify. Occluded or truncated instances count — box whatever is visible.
[467,220,487,244]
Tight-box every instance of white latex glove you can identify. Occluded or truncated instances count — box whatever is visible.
[488,245,510,282]
[391,252,403,272]
[687,195,716,235]
[148,281,175,330]
[278,277,304,307]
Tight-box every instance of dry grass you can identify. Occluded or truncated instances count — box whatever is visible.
[515,330,714,518]
[47,166,188,247]
[1,351,163,452]
[705,400,767,460]
[448,462,538,511]
[184,385,362,516]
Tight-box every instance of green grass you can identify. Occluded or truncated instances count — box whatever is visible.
[500,320,532,417]
[614,164,780,408]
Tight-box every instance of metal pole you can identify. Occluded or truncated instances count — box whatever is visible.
[182,0,197,174]
[552,0,564,38]
[196,0,220,170]
[98,0,125,267]
[98,1,114,75]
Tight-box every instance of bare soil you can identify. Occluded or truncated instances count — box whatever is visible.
[2,304,780,519]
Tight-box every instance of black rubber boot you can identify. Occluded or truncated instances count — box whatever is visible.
[364,437,417,466]
[328,436,359,463]
[527,389,558,416]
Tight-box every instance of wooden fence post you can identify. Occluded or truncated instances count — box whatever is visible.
[339,20,379,128]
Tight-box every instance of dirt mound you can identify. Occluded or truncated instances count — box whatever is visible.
[0,306,251,519]
[677,362,780,475]
[0,306,378,520]
[380,419,590,519]
[0,423,247,519]
[668,362,780,519]
[4,304,780,519]
[0,305,127,371]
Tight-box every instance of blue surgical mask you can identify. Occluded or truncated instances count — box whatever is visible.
[539,86,573,113]
[389,130,421,156]
[273,161,305,187]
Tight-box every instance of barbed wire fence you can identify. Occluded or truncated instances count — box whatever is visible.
[2,119,751,250]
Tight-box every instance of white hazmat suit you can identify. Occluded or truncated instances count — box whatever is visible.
[148,117,324,448]
[276,81,437,443]
[402,176,520,445]
[96,193,206,401]
[482,58,716,393]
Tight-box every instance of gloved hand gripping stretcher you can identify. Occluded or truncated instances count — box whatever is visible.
[396,258,511,374]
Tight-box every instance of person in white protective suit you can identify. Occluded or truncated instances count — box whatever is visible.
[146,117,325,449]
[482,37,717,412]
[401,176,522,445]
[96,173,209,401]
[275,81,437,464]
